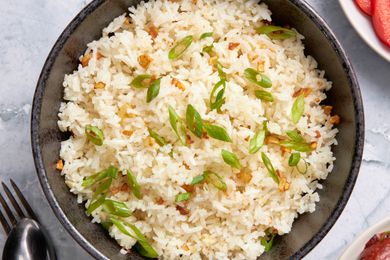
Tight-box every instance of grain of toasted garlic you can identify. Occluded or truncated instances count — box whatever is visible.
[81,53,92,67]
[322,105,333,115]
[277,170,290,192]
[329,115,340,125]
[172,78,185,91]
[138,54,153,69]
[94,82,105,89]
[56,159,64,171]
[236,169,252,184]
[257,60,265,72]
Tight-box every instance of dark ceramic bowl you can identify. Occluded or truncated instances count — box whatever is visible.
[31,0,364,259]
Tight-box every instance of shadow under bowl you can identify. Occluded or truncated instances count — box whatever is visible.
[31,0,364,259]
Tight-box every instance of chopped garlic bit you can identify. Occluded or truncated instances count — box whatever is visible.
[138,54,153,69]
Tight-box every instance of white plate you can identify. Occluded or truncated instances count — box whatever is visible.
[340,216,390,260]
[339,0,390,62]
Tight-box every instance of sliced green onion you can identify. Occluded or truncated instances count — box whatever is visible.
[256,25,296,40]
[216,62,226,81]
[168,106,187,145]
[82,170,108,188]
[249,130,266,154]
[175,192,191,202]
[127,223,159,258]
[110,218,138,240]
[288,153,301,167]
[200,32,213,39]
[106,166,119,179]
[186,104,203,138]
[82,166,118,188]
[280,140,312,152]
[221,150,241,169]
[148,128,168,147]
[291,94,304,124]
[261,233,276,252]
[286,130,304,142]
[261,152,279,184]
[146,78,161,103]
[93,178,112,198]
[204,123,232,142]
[244,68,272,88]
[204,171,227,191]
[210,80,226,112]
[112,217,158,258]
[168,35,193,60]
[263,121,269,136]
[86,196,106,215]
[296,158,308,174]
[103,199,132,217]
[255,90,274,102]
[85,125,105,146]
[190,174,205,185]
[131,74,153,89]
[202,44,214,54]
[100,221,112,231]
[280,131,312,152]
[127,170,142,199]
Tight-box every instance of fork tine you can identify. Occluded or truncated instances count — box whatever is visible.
[0,207,11,234]
[10,179,37,220]
[0,192,17,225]
[2,182,25,219]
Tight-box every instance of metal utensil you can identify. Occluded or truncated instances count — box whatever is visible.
[0,180,56,260]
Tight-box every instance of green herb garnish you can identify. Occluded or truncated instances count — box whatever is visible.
[204,123,232,142]
[288,153,301,166]
[127,170,142,199]
[291,94,304,124]
[103,199,132,217]
[249,130,266,154]
[186,104,203,138]
[202,44,214,54]
[190,174,206,185]
[221,150,242,169]
[82,166,118,188]
[175,192,191,202]
[244,68,272,88]
[204,170,227,191]
[255,90,274,102]
[256,25,296,40]
[280,130,312,152]
[210,80,226,112]
[200,32,213,39]
[168,106,187,145]
[85,125,105,146]
[216,62,226,81]
[146,78,161,103]
[111,218,158,258]
[131,74,153,88]
[148,128,168,147]
[168,35,193,60]
[86,196,106,215]
[296,158,309,174]
[261,233,276,252]
[261,152,279,184]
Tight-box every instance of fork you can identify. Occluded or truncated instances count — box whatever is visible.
[0,179,56,260]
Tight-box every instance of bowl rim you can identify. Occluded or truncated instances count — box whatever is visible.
[31,0,365,259]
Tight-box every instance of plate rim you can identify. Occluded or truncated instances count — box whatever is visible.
[340,216,390,260]
[338,0,390,62]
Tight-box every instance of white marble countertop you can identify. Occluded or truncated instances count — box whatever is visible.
[0,0,389,259]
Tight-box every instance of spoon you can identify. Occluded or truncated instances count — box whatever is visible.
[2,218,56,260]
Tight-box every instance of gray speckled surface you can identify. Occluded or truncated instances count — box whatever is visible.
[0,0,389,259]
